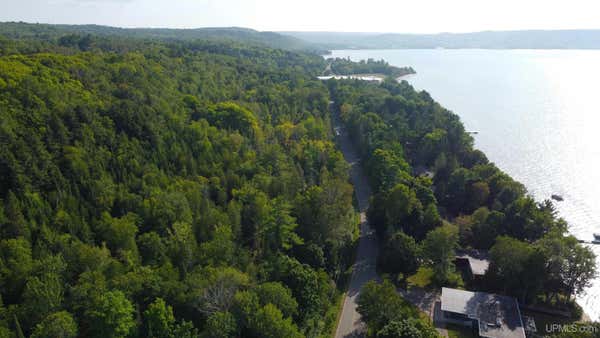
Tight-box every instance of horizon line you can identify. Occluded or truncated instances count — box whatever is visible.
[4,21,600,35]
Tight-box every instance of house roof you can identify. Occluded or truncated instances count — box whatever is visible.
[456,251,490,276]
[413,165,434,178]
[441,288,526,338]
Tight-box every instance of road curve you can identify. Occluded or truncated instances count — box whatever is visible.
[334,116,379,338]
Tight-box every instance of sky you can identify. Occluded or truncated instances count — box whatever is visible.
[2,0,600,33]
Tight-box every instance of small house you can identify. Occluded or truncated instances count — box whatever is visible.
[455,250,490,281]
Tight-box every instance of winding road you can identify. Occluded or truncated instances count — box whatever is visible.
[334,114,380,338]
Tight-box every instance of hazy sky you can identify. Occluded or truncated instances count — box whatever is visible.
[2,0,600,33]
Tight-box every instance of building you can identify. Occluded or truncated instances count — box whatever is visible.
[413,165,435,179]
[440,287,526,338]
[455,251,490,280]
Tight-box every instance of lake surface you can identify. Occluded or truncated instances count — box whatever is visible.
[329,49,600,321]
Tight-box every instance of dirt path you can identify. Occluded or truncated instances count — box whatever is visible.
[334,114,379,338]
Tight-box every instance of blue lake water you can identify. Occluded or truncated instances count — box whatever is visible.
[329,49,600,321]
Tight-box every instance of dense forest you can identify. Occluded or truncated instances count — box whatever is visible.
[0,29,361,338]
[0,22,597,338]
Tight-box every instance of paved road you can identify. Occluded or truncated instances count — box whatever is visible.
[334,116,379,338]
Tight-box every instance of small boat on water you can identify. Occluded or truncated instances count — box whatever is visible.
[551,194,564,202]
[590,234,600,244]
[578,235,600,245]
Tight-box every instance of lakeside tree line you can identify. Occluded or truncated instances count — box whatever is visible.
[329,77,597,323]
[324,57,415,78]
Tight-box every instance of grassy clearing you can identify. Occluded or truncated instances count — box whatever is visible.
[407,267,435,288]
[406,266,464,290]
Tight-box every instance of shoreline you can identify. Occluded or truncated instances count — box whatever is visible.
[317,72,414,83]
[317,73,386,82]
[324,49,599,323]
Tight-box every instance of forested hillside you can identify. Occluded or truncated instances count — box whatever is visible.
[0,32,358,338]
[282,30,600,49]
[0,22,324,53]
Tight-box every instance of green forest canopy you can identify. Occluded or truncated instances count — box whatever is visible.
[0,28,357,338]
[0,22,596,338]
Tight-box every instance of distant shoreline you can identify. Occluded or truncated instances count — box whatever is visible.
[326,47,600,51]
[317,72,413,83]
[317,73,385,82]
[282,30,600,51]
